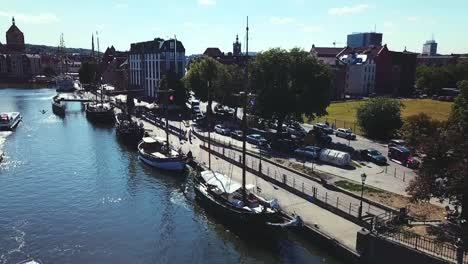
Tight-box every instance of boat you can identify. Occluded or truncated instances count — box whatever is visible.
[193,18,302,230]
[115,112,145,144]
[16,259,42,264]
[55,74,76,93]
[85,101,114,123]
[51,95,66,116]
[0,151,4,163]
[138,137,188,171]
[0,112,22,130]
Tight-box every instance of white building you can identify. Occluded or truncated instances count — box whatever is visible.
[129,38,186,99]
[338,52,376,96]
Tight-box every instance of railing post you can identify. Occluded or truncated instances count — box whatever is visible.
[336,197,339,208]
[349,203,352,214]
[325,193,328,204]
[302,182,304,193]
[394,168,396,177]
[267,167,270,176]
[283,174,287,185]
[293,178,295,189]
[403,171,406,182]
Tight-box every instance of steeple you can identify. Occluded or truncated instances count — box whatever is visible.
[12,16,15,25]
[233,34,241,56]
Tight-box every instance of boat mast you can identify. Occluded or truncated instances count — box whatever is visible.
[241,16,249,204]
[207,81,211,170]
[96,31,101,102]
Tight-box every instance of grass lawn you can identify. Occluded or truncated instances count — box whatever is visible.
[306,99,453,134]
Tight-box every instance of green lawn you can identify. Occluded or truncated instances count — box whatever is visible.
[306,99,453,134]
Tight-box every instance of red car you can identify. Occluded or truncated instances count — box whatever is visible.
[388,146,419,169]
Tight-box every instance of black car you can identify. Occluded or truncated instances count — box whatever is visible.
[314,123,334,134]
[361,148,387,165]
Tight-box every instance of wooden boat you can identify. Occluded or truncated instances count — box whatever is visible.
[0,112,22,130]
[138,137,188,171]
[51,95,66,116]
[115,112,145,144]
[85,101,115,123]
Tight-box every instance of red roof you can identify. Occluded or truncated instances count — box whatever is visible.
[203,48,223,57]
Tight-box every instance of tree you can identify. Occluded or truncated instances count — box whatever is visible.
[400,113,440,152]
[356,97,403,139]
[160,71,188,107]
[184,57,226,115]
[250,48,332,134]
[407,80,468,223]
[416,65,449,95]
[42,66,56,77]
[79,62,100,84]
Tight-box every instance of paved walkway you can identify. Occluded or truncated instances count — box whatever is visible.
[138,116,369,252]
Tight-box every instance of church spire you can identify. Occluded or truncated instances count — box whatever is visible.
[12,16,15,25]
[92,33,95,58]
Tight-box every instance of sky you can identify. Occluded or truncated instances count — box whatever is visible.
[1,0,467,55]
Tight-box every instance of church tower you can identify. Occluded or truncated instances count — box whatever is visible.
[6,17,25,53]
[92,33,95,58]
[233,34,241,56]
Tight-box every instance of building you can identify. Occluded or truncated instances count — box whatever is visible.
[417,55,458,67]
[129,38,186,99]
[201,35,251,66]
[310,45,346,100]
[347,32,382,48]
[422,40,437,56]
[5,17,25,53]
[337,47,377,96]
[102,57,128,91]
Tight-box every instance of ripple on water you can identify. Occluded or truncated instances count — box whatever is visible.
[0,220,28,264]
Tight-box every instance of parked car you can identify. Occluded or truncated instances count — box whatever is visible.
[388,146,419,169]
[307,129,332,145]
[335,128,356,140]
[230,130,244,140]
[193,113,204,122]
[246,134,268,146]
[294,146,321,160]
[214,124,231,135]
[287,123,307,138]
[270,138,299,153]
[388,139,406,147]
[361,148,387,165]
[314,123,334,134]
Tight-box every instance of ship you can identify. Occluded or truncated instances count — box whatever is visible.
[85,101,114,123]
[115,112,145,144]
[0,112,22,130]
[51,95,66,116]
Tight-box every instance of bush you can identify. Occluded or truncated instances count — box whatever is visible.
[357,97,403,139]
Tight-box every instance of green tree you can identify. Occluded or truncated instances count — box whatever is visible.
[400,113,440,151]
[407,81,468,222]
[356,97,404,139]
[416,65,449,95]
[250,48,331,133]
[79,62,100,84]
[42,66,56,77]
[184,57,226,115]
[160,71,188,107]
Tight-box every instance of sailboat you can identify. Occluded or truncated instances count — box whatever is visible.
[85,34,114,123]
[55,34,76,93]
[193,18,302,230]
[115,95,145,144]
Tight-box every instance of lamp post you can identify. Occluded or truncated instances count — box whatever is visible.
[358,173,367,219]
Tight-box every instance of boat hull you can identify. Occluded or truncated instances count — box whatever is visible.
[85,108,115,123]
[138,152,186,171]
[194,183,277,227]
[0,112,21,130]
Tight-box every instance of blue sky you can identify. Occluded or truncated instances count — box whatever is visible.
[1,0,467,55]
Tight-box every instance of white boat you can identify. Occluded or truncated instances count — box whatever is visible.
[138,137,188,171]
[85,102,115,123]
[0,112,22,130]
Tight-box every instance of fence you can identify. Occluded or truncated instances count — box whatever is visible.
[379,230,466,263]
[203,143,385,227]
[310,117,362,135]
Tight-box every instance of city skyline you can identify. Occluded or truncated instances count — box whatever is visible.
[1,0,467,55]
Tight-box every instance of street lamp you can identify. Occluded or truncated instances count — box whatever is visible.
[358,173,367,219]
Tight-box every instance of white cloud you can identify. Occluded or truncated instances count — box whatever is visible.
[297,23,323,33]
[0,11,59,24]
[197,0,216,6]
[407,16,418,22]
[328,4,369,16]
[269,16,295,25]
[114,2,128,9]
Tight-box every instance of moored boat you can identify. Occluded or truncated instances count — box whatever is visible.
[115,112,145,144]
[51,95,66,116]
[0,112,22,130]
[85,102,115,123]
[138,137,188,171]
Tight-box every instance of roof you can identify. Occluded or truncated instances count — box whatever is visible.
[203,47,223,57]
[201,170,246,194]
[7,24,23,34]
[311,46,345,57]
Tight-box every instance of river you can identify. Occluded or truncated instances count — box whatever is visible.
[0,88,342,264]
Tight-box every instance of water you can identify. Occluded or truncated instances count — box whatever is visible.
[0,88,342,264]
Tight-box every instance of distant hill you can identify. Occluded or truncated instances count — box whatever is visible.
[25,44,93,55]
